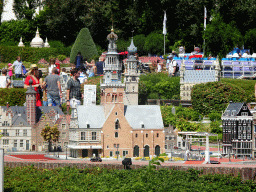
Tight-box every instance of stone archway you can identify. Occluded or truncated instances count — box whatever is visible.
[155,145,160,156]
[133,145,139,157]
[144,145,149,157]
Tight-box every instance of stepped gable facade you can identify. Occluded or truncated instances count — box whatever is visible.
[0,81,70,152]
[68,29,164,158]
[222,102,253,157]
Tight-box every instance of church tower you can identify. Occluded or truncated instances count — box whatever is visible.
[26,79,37,126]
[101,28,125,116]
[124,38,139,105]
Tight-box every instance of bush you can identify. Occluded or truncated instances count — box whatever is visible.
[208,111,222,121]
[48,41,65,48]
[0,45,70,63]
[191,81,246,115]
[210,121,222,134]
[221,78,255,103]
[70,28,98,63]
[0,88,26,106]
[139,73,180,104]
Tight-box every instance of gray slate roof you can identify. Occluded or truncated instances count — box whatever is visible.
[77,105,105,128]
[183,70,216,83]
[1,106,64,126]
[125,105,164,129]
[77,105,164,129]
[223,102,244,116]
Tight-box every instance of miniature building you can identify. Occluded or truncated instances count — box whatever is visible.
[222,102,253,157]
[68,29,165,158]
[44,37,50,48]
[18,37,25,47]
[83,85,96,106]
[0,80,70,152]
[180,59,220,101]
[30,28,44,48]
[59,73,69,103]
[124,37,139,105]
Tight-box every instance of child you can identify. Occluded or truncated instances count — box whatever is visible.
[8,63,13,77]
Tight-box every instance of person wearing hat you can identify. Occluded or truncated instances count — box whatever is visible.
[168,54,177,77]
[24,64,42,106]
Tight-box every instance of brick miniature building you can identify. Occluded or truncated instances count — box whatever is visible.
[68,29,165,158]
[0,80,70,152]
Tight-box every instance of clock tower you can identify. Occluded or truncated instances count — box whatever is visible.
[101,28,125,115]
[124,38,139,105]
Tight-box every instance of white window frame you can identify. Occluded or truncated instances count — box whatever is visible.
[16,129,19,136]
[20,140,23,147]
[92,132,96,140]
[23,129,27,136]
[3,139,9,147]
[81,132,86,140]
[14,140,17,148]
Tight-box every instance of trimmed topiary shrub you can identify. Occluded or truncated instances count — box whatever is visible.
[191,81,247,115]
[70,28,98,63]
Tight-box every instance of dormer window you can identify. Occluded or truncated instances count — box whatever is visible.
[141,124,145,128]
[87,124,90,128]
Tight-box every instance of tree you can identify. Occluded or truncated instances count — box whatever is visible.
[191,81,246,115]
[41,123,59,152]
[0,20,36,45]
[144,32,168,55]
[70,28,98,63]
[13,0,40,20]
[203,13,243,58]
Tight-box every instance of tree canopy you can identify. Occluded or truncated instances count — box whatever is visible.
[4,0,256,55]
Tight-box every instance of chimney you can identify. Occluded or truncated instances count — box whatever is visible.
[6,102,9,109]
[26,79,37,126]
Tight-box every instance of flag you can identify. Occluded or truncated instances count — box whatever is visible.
[163,11,167,35]
[204,7,207,30]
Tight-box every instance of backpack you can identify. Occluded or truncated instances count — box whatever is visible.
[171,60,179,73]
[175,65,179,72]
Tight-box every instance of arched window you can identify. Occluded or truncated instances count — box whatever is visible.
[115,132,118,138]
[115,119,119,130]
[146,133,148,138]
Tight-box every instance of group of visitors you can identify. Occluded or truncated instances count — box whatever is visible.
[8,56,27,78]
[22,64,82,108]
[156,54,177,77]
[74,52,104,77]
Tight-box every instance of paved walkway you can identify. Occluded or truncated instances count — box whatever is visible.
[4,154,256,168]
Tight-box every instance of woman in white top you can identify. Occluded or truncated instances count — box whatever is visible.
[0,69,11,88]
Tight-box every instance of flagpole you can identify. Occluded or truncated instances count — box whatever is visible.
[163,11,167,56]
[203,7,207,55]
[164,34,165,55]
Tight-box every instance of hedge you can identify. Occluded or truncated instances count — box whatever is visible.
[0,88,26,106]
[0,45,71,63]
